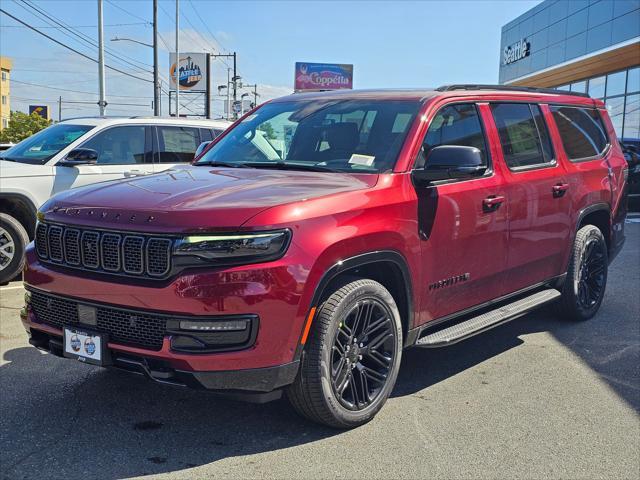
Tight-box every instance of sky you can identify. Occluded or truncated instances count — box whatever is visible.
[0,0,540,119]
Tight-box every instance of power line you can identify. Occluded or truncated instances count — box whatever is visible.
[11,78,154,98]
[104,0,152,25]
[17,0,153,74]
[187,0,230,54]
[0,8,153,83]
[3,21,149,29]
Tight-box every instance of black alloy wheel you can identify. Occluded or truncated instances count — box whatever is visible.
[330,298,397,410]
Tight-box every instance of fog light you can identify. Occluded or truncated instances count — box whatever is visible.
[179,319,249,332]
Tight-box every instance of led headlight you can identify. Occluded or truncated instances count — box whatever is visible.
[173,230,291,265]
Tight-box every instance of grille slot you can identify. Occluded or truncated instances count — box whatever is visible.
[35,223,173,279]
[35,223,48,258]
[63,229,81,265]
[29,290,166,351]
[146,238,172,277]
[100,233,121,271]
[122,236,144,274]
[48,226,64,262]
[81,231,100,268]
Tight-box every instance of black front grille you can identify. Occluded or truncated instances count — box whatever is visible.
[35,222,173,279]
[29,290,167,351]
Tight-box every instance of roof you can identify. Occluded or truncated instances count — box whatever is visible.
[271,86,598,105]
[58,117,233,127]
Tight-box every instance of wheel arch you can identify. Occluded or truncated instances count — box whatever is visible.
[304,251,415,348]
[0,193,38,239]
[576,203,611,251]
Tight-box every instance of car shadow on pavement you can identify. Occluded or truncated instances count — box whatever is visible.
[0,346,339,479]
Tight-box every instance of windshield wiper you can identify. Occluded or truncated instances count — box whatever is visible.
[242,162,340,173]
[196,161,252,168]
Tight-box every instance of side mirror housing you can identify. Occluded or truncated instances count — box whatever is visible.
[194,141,212,159]
[58,148,99,166]
[413,145,486,185]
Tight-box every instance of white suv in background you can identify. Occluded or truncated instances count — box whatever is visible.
[0,116,231,283]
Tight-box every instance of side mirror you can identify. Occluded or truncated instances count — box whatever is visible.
[413,145,486,185]
[194,141,212,159]
[58,148,99,166]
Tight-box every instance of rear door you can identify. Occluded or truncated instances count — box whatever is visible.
[52,125,153,194]
[416,102,509,321]
[153,125,202,172]
[488,103,572,293]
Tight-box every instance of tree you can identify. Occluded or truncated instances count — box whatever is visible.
[0,111,52,143]
[258,122,277,140]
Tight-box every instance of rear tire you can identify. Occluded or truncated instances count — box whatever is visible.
[287,278,403,429]
[557,225,608,321]
[0,213,28,285]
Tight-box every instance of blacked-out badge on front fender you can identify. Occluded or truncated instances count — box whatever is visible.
[429,273,470,292]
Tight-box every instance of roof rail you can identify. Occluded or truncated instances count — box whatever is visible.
[436,84,590,98]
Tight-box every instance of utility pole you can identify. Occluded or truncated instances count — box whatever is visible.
[253,84,258,108]
[153,0,160,116]
[174,0,179,117]
[232,52,237,106]
[226,68,231,120]
[58,96,62,122]
[97,0,106,115]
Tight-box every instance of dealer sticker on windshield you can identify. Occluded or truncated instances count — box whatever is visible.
[349,154,375,167]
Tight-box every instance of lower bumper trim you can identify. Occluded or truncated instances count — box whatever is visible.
[28,328,299,395]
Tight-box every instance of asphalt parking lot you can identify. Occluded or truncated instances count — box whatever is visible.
[1,222,638,480]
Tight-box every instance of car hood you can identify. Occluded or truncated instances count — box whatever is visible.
[43,166,379,231]
[0,159,53,178]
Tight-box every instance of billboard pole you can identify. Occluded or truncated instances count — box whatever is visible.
[153,0,160,116]
[175,0,179,117]
[205,54,211,119]
[97,0,106,116]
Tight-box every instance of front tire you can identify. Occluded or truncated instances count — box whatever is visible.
[287,278,403,429]
[0,213,28,285]
[557,225,608,321]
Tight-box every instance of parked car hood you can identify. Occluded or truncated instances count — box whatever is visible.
[42,166,379,231]
[0,159,53,178]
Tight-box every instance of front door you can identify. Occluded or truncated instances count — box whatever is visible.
[416,102,509,322]
[52,125,153,195]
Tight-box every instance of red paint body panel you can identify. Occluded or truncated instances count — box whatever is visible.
[23,89,628,385]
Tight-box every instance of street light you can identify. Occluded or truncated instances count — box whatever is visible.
[111,36,153,48]
[110,35,160,116]
[240,92,250,115]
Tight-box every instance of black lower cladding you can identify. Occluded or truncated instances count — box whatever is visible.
[27,288,258,352]
[28,329,299,393]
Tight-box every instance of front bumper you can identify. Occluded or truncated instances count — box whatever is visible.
[26,323,299,395]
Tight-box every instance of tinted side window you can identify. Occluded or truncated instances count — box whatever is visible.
[419,103,488,169]
[80,126,146,164]
[550,106,609,160]
[157,126,200,163]
[200,128,213,142]
[491,103,554,169]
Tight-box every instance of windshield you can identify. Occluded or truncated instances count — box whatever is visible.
[0,123,95,164]
[196,99,421,173]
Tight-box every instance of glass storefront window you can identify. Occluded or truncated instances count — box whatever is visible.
[628,67,640,94]
[588,76,606,99]
[571,81,587,93]
[623,94,639,139]
[606,71,626,97]
[606,97,625,138]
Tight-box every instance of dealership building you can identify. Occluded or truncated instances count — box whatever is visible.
[499,0,640,140]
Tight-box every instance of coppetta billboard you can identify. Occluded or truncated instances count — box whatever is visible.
[294,62,353,92]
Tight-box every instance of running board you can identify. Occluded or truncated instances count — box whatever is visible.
[415,289,561,348]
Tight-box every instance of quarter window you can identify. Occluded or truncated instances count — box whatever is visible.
[550,106,609,160]
[80,126,146,164]
[157,126,200,163]
[419,103,488,169]
[491,103,554,169]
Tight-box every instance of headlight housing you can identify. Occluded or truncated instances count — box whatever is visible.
[173,230,291,266]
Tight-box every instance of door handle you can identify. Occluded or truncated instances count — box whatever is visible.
[552,183,569,198]
[483,195,505,212]
[124,169,147,177]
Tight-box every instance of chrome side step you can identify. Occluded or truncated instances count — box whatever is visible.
[415,289,561,348]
